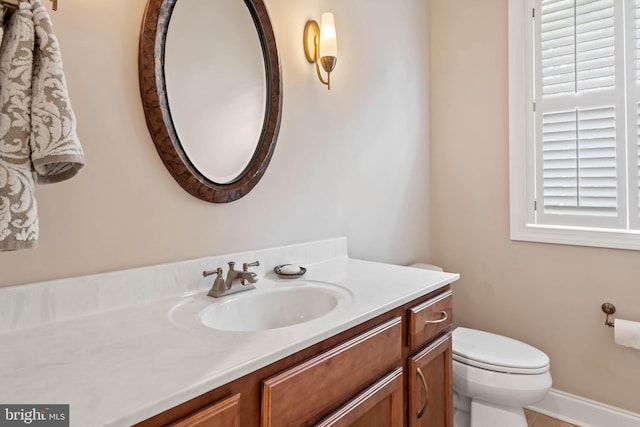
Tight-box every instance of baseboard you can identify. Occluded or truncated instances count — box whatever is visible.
[527,389,640,427]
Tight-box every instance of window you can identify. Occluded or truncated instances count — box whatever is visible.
[509,0,640,250]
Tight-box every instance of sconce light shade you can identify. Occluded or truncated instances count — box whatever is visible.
[320,13,337,59]
[304,12,338,90]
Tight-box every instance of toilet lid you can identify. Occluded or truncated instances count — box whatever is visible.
[452,327,550,375]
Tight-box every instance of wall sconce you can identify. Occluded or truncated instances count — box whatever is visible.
[303,12,338,90]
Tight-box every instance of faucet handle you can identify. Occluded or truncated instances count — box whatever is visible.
[228,261,236,271]
[243,261,260,271]
[205,267,229,297]
[203,267,223,278]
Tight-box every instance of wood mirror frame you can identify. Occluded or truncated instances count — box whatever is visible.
[139,0,282,203]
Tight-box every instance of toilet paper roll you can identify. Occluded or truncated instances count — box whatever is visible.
[614,319,640,349]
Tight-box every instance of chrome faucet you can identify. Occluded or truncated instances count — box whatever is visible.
[203,261,259,298]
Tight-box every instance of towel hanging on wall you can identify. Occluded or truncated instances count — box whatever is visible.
[0,0,57,12]
[0,0,84,252]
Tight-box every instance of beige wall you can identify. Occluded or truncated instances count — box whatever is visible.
[0,0,432,286]
[431,0,640,413]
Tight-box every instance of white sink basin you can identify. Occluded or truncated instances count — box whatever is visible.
[169,281,352,332]
[201,283,349,331]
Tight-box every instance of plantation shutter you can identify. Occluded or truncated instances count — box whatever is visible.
[535,0,627,229]
[629,0,640,228]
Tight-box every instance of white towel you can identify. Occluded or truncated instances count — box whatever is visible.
[0,0,84,251]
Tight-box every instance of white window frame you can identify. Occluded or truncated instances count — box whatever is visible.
[509,0,640,250]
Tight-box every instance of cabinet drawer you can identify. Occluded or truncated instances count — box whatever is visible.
[316,367,404,427]
[262,317,402,427]
[169,394,240,427]
[408,290,452,349]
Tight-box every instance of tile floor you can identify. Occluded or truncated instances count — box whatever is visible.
[525,409,579,427]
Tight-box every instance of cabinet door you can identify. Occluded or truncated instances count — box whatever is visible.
[408,333,452,427]
[316,368,403,427]
[169,394,240,427]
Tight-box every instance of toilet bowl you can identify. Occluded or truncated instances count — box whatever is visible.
[452,327,552,427]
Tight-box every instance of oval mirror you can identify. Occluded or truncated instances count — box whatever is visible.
[139,0,282,203]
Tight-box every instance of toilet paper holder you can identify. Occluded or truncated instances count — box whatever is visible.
[601,303,616,327]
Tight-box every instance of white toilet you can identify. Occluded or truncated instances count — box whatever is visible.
[452,327,552,427]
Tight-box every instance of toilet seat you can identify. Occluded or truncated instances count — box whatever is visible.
[453,327,550,374]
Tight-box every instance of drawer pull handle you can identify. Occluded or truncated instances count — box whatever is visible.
[425,310,448,325]
[416,367,429,419]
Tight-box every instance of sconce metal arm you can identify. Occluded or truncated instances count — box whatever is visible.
[313,34,331,89]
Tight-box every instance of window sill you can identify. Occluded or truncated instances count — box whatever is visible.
[510,223,640,251]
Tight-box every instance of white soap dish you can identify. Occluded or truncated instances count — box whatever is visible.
[274,264,306,279]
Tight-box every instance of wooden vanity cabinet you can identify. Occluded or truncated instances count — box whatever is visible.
[135,285,453,427]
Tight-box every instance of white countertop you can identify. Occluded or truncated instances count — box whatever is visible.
[0,239,459,426]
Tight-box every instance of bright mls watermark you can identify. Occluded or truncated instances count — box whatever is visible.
[0,405,68,426]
